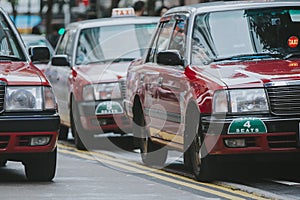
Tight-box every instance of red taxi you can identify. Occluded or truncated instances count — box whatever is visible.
[45,8,159,149]
[124,1,300,181]
[0,8,60,181]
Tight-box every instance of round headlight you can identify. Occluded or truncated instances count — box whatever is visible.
[7,89,36,109]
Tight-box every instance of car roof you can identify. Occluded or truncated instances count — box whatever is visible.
[165,0,300,15]
[66,16,160,31]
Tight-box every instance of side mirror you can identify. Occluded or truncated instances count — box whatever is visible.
[157,50,184,66]
[51,55,70,66]
[29,46,50,63]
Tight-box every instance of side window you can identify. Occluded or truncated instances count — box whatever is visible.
[169,18,188,57]
[56,30,74,56]
[191,16,214,65]
[65,30,75,57]
[56,29,75,65]
[147,17,176,63]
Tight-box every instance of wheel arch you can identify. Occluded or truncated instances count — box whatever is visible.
[184,100,202,148]
[132,94,145,126]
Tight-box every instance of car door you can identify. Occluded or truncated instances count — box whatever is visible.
[45,29,76,126]
[145,14,189,147]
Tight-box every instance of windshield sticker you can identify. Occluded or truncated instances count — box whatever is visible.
[95,101,123,115]
[288,36,299,48]
[290,10,300,22]
[228,117,267,134]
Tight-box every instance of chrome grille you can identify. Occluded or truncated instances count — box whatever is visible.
[119,79,127,99]
[266,85,300,115]
[0,81,5,112]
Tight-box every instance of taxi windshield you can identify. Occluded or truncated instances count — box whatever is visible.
[76,23,157,65]
[192,7,300,64]
[0,13,26,61]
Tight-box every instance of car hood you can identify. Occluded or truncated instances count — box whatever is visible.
[0,62,45,85]
[198,59,300,88]
[75,61,131,83]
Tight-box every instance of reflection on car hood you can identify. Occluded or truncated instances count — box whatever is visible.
[0,62,45,84]
[74,61,131,83]
[199,59,300,88]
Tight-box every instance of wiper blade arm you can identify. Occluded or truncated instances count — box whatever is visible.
[86,58,135,65]
[284,52,300,60]
[0,55,23,61]
[213,53,283,62]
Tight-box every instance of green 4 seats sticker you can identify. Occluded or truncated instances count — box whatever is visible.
[95,101,123,115]
[228,117,267,134]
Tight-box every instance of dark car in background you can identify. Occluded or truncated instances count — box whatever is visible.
[45,8,159,150]
[124,0,300,181]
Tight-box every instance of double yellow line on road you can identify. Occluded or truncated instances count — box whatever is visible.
[58,143,271,200]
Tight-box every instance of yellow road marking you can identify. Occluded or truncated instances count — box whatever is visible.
[58,143,271,200]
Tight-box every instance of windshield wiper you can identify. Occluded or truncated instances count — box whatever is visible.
[0,55,23,61]
[85,58,135,65]
[213,53,283,63]
[110,58,135,63]
[284,52,300,60]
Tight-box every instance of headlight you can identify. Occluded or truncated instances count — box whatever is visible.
[5,86,56,111]
[82,82,122,101]
[213,89,269,113]
[213,90,228,113]
[230,89,268,113]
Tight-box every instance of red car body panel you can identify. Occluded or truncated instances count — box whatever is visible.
[0,61,59,155]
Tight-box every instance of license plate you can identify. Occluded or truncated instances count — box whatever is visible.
[95,101,123,115]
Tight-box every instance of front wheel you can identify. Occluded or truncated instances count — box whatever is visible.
[187,135,216,182]
[0,159,7,167]
[133,118,167,167]
[58,124,69,140]
[25,148,57,182]
[184,106,215,182]
[71,99,86,150]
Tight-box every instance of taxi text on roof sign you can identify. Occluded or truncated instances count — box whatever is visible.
[112,8,135,17]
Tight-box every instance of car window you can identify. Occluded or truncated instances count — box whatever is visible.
[75,23,157,65]
[192,7,300,64]
[56,29,75,57]
[169,17,188,57]
[0,13,25,60]
[147,17,176,63]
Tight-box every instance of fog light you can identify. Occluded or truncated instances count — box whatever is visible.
[99,119,108,126]
[224,139,246,148]
[30,136,50,146]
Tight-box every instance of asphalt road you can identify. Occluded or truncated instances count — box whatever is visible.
[1,135,300,200]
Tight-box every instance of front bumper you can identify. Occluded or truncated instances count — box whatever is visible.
[0,113,60,154]
[201,115,300,155]
[78,100,131,133]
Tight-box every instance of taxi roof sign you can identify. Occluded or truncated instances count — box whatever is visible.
[111,8,135,17]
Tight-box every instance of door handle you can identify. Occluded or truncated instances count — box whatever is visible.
[140,74,145,82]
[158,77,163,87]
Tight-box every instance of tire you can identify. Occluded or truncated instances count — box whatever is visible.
[0,159,7,167]
[133,111,167,167]
[184,105,215,182]
[25,148,57,182]
[71,98,87,150]
[58,124,69,140]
